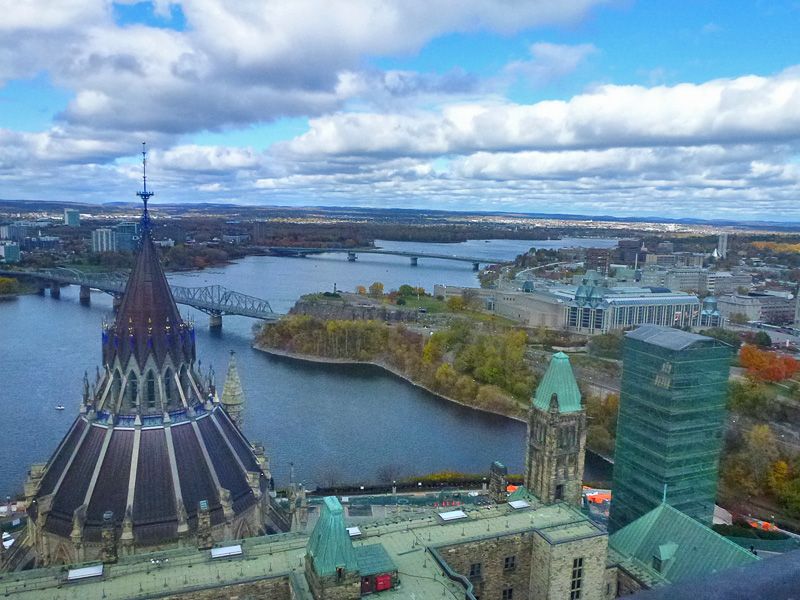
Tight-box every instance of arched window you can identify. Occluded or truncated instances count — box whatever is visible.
[146,371,156,409]
[180,365,190,401]
[111,369,123,404]
[128,372,138,407]
[164,368,173,402]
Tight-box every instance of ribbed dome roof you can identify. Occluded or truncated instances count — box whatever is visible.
[31,405,266,544]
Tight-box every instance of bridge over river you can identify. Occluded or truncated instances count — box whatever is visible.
[262,246,509,270]
[0,267,280,328]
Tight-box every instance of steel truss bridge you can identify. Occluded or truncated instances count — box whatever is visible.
[0,267,280,324]
[262,246,508,270]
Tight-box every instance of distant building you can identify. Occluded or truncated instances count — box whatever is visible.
[673,252,704,268]
[656,241,674,254]
[113,221,140,251]
[717,293,795,324]
[609,326,732,532]
[717,233,729,259]
[706,271,751,295]
[63,209,80,227]
[91,228,117,253]
[222,234,250,244]
[645,253,678,268]
[153,238,175,248]
[435,281,702,334]
[586,247,611,275]
[616,239,644,266]
[699,296,722,327]
[664,268,705,293]
[0,241,20,263]
[0,223,29,242]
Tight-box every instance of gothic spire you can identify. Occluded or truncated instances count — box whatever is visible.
[101,145,195,376]
[221,350,245,427]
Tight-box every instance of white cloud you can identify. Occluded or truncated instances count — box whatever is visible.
[504,42,597,85]
[286,67,800,157]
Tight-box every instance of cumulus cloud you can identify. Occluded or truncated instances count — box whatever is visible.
[0,0,608,134]
[286,67,800,157]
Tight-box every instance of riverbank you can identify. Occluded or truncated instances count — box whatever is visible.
[254,343,528,423]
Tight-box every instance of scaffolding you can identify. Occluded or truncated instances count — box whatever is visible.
[609,326,733,532]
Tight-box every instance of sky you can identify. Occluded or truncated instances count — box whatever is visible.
[0,1,799,221]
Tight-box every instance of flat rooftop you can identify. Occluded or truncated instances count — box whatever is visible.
[0,499,601,599]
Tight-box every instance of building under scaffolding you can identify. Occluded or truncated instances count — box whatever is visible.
[609,325,733,532]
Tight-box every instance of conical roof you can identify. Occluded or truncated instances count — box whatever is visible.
[221,351,245,407]
[307,497,359,576]
[533,352,582,413]
[102,226,194,370]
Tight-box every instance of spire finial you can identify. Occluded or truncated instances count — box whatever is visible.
[136,142,154,234]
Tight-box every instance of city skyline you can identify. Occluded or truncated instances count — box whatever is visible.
[1,1,799,219]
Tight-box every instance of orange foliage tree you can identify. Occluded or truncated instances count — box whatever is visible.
[740,344,800,382]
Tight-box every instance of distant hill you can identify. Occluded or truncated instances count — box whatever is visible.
[2,197,800,232]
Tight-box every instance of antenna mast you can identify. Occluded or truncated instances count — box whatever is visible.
[136,142,154,233]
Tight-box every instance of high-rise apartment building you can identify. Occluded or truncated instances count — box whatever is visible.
[609,325,732,532]
[63,208,80,227]
[91,227,117,252]
[717,233,728,259]
[114,221,140,251]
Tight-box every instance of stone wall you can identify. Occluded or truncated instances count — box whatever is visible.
[616,567,647,596]
[290,298,415,322]
[161,575,291,599]
[529,530,609,600]
[439,532,535,600]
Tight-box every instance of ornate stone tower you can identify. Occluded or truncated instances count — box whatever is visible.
[524,352,586,506]
[221,350,245,428]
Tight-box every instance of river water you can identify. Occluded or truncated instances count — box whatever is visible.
[0,238,617,497]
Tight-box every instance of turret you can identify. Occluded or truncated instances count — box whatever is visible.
[220,350,246,428]
[524,352,587,506]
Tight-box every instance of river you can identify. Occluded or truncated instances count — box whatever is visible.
[0,238,617,497]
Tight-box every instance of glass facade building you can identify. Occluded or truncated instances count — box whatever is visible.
[609,325,732,532]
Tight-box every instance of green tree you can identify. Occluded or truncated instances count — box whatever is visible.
[587,332,624,359]
[729,312,750,325]
[754,331,772,348]
[398,284,415,297]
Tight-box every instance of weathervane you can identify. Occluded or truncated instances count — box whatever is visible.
[136,142,154,233]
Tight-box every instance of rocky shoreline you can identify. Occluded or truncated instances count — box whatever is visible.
[252,343,527,424]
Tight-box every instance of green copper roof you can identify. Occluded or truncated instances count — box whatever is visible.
[533,352,582,413]
[507,486,533,502]
[610,503,758,585]
[355,544,397,576]
[306,497,359,577]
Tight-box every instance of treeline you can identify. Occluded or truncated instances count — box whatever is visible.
[256,316,534,418]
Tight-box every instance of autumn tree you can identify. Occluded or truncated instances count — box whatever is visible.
[355,285,367,295]
[0,276,20,295]
[740,344,800,382]
[447,296,466,311]
[368,281,384,298]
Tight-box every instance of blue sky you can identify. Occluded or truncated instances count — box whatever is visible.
[1,1,799,220]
